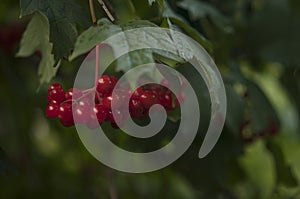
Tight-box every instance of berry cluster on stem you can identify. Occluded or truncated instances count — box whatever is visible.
[46,75,185,129]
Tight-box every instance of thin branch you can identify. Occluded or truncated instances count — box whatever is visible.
[89,0,97,24]
[97,0,115,22]
[102,0,116,19]
[95,45,100,86]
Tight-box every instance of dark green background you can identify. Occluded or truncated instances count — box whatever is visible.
[0,0,300,198]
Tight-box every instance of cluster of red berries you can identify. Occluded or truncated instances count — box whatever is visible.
[46,75,185,129]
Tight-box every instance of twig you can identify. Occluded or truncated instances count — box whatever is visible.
[97,0,115,22]
[103,0,116,18]
[95,45,100,86]
[89,0,97,24]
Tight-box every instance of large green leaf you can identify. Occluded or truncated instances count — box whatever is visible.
[177,0,230,29]
[70,19,191,88]
[227,66,280,137]
[224,83,246,135]
[239,141,276,199]
[20,0,88,60]
[267,140,298,187]
[16,12,60,85]
[69,18,122,61]
[245,80,279,134]
[167,17,213,53]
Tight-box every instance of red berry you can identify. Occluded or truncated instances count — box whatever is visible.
[58,102,73,121]
[46,105,59,118]
[94,104,108,123]
[159,92,173,110]
[96,75,117,94]
[47,94,58,105]
[95,92,103,104]
[131,87,144,99]
[60,117,75,127]
[74,105,89,124]
[129,98,145,118]
[58,102,74,127]
[139,91,159,109]
[48,83,62,92]
[150,84,167,96]
[65,88,82,101]
[102,94,121,109]
[49,88,65,103]
[78,98,92,109]
[86,108,99,129]
[110,76,118,85]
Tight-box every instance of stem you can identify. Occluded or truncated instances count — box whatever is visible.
[89,0,97,24]
[103,0,116,19]
[97,0,115,22]
[95,45,100,87]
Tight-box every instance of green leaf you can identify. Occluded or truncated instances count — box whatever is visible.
[162,1,185,21]
[245,80,279,134]
[239,141,276,199]
[70,19,189,88]
[168,17,213,53]
[70,19,184,66]
[267,141,298,187]
[20,0,88,60]
[177,0,230,29]
[16,12,60,85]
[227,66,280,137]
[69,18,122,61]
[225,83,246,135]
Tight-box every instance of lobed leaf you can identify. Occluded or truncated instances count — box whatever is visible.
[20,0,88,60]
[16,12,60,85]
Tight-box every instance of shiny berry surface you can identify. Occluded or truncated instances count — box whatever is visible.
[96,75,117,94]
[49,88,65,103]
[48,83,62,92]
[46,105,59,118]
[139,91,159,109]
[46,75,185,129]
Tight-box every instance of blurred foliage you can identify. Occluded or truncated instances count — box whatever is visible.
[0,0,300,198]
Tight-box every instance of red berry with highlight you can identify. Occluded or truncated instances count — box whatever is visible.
[129,98,145,118]
[65,88,82,101]
[96,75,117,94]
[58,102,73,121]
[49,88,65,103]
[139,91,159,109]
[46,105,59,118]
[160,92,173,110]
[94,104,108,123]
[48,83,62,92]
